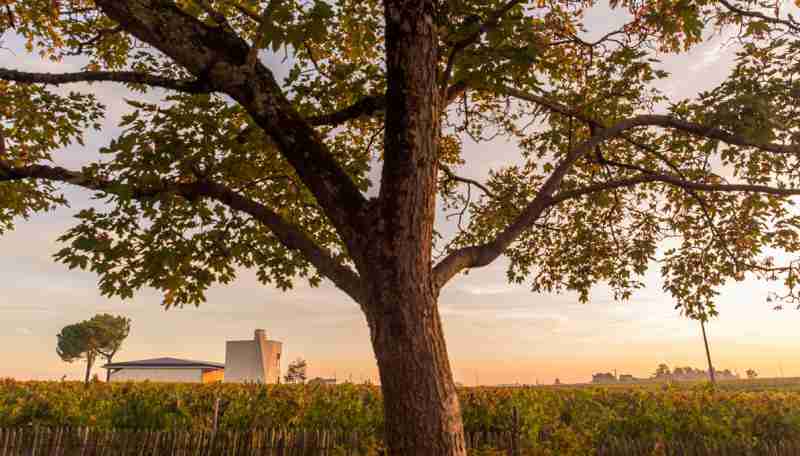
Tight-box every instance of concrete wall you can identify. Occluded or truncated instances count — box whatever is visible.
[262,340,282,384]
[109,368,203,383]
[224,340,262,383]
[224,329,282,383]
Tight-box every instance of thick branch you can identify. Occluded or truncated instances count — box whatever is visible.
[0,68,214,93]
[93,0,369,252]
[306,82,467,127]
[0,162,366,304]
[432,114,800,289]
[306,95,386,126]
[499,85,800,154]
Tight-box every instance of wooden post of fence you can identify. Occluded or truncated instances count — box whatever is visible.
[212,397,221,434]
[510,406,520,456]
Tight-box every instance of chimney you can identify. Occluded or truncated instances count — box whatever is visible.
[255,329,267,341]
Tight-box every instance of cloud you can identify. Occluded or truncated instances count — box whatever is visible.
[15,328,33,336]
[457,283,519,296]
[0,305,53,314]
[687,30,737,73]
[441,305,567,331]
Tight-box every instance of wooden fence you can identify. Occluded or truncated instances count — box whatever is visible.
[3,427,800,456]
[597,437,800,456]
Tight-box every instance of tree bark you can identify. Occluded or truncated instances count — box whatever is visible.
[359,2,467,454]
[365,288,466,456]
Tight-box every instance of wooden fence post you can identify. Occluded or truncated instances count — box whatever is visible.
[511,406,520,456]
[212,397,220,434]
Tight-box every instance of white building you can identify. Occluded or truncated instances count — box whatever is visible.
[224,329,282,383]
[103,357,225,383]
[101,328,283,384]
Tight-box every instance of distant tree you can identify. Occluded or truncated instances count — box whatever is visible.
[56,322,101,384]
[591,372,617,384]
[56,314,131,383]
[554,378,561,386]
[284,358,308,384]
[89,314,131,381]
[746,369,758,379]
[719,369,735,379]
[308,377,336,386]
[653,364,672,379]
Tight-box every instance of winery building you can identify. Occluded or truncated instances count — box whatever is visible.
[102,329,282,384]
[103,357,225,383]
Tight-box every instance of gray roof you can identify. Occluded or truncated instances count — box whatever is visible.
[102,357,224,369]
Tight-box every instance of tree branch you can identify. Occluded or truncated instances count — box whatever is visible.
[432,113,800,289]
[717,0,800,33]
[0,68,214,93]
[306,95,386,126]
[440,164,496,198]
[0,161,367,305]
[92,0,370,255]
[306,82,468,127]
[551,173,800,203]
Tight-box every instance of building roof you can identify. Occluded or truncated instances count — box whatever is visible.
[102,357,225,370]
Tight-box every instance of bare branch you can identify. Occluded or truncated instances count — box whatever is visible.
[0,68,214,93]
[0,161,367,304]
[440,164,496,198]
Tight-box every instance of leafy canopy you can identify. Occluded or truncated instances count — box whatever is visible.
[2,0,800,318]
[55,314,131,364]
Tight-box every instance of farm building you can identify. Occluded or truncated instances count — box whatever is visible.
[103,357,225,383]
[101,328,282,384]
[224,329,282,383]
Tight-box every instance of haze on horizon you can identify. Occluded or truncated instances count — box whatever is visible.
[1,2,799,386]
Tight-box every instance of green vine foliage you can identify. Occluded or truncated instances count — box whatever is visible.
[2,380,800,454]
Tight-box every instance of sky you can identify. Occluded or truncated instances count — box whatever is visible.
[2,3,800,385]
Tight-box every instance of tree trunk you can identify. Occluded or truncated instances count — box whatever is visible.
[701,319,715,384]
[84,352,95,384]
[105,356,112,382]
[364,1,467,454]
[366,288,466,456]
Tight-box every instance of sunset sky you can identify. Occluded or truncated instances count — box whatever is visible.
[2,3,799,385]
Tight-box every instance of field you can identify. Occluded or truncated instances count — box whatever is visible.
[2,379,800,455]
[551,377,800,392]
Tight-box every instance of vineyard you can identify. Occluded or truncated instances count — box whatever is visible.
[2,380,800,455]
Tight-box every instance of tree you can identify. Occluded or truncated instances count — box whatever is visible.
[653,364,672,380]
[56,314,130,383]
[746,369,758,379]
[56,322,101,384]
[89,314,132,381]
[284,357,308,384]
[3,1,800,453]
